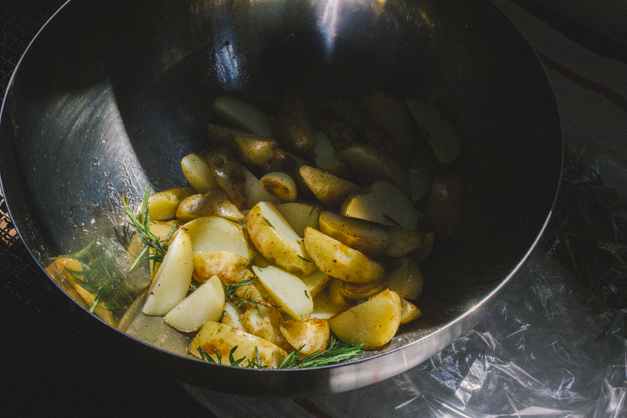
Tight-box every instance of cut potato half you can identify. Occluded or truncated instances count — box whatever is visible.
[386,256,423,300]
[176,190,244,223]
[242,167,282,208]
[206,123,278,166]
[280,319,330,355]
[163,275,225,332]
[183,216,254,261]
[252,265,314,320]
[193,251,250,284]
[276,202,322,237]
[299,165,361,211]
[181,153,219,194]
[146,186,196,221]
[400,298,422,324]
[213,96,274,138]
[260,172,298,202]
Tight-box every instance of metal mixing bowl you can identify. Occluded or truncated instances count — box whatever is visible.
[0,0,562,397]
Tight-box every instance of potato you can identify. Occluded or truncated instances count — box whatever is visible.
[206,124,278,166]
[146,220,179,276]
[276,202,322,237]
[340,180,419,231]
[328,289,402,350]
[273,95,316,154]
[412,232,434,265]
[163,275,225,332]
[252,265,314,320]
[406,98,460,165]
[260,172,298,202]
[240,304,291,351]
[183,215,254,262]
[361,90,415,156]
[312,131,346,175]
[181,153,219,194]
[146,185,196,221]
[303,227,384,284]
[300,269,331,298]
[189,322,287,368]
[386,256,423,300]
[310,290,345,319]
[338,279,387,300]
[242,167,282,208]
[318,211,389,258]
[176,190,244,223]
[205,147,247,209]
[213,96,274,137]
[280,319,330,355]
[193,251,250,284]
[142,229,194,316]
[245,201,317,276]
[400,298,422,324]
[422,170,463,240]
[328,278,352,311]
[336,143,410,195]
[385,228,425,258]
[220,302,245,330]
[299,165,361,211]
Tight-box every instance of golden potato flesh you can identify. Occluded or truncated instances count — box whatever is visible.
[328,289,402,350]
[212,96,274,138]
[176,190,244,223]
[206,123,278,166]
[400,298,422,324]
[189,322,287,368]
[276,202,322,238]
[303,227,384,284]
[318,210,390,258]
[181,153,219,194]
[240,304,291,351]
[183,215,254,262]
[386,256,423,300]
[260,172,298,203]
[205,147,247,209]
[299,165,361,211]
[280,319,330,355]
[193,251,250,284]
[310,290,345,319]
[146,185,196,221]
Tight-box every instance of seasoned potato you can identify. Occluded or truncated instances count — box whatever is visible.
[181,153,219,194]
[213,96,274,138]
[340,180,419,231]
[400,298,422,324]
[361,90,415,156]
[412,232,434,265]
[328,278,352,311]
[312,131,346,176]
[241,304,291,351]
[310,290,345,319]
[252,265,314,320]
[183,216,254,262]
[299,269,331,299]
[246,201,317,276]
[299,165,361,211]
[422,170,463,240]
[163,275,225,332]
[220,302,245,330]
[205,147,247,209]
[142,229,194,316]
[189,322,287,368]
[206,124,278,166]
[260,172,298,202]
[193,251,250,284]
[386,256,423,300]
[242,167,282,208]
[146,185,196,221]
[280,318,330,355]
[273,95,316,154]
[318,211,389,258]
[338,279,387,300]
[328,289,402,350]
[276,202,322,237]
[303,227,384,284]
[176,190,244,223]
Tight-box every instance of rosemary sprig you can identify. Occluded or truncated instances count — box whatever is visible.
[197,346,268,369]
[276,338,363,369]
[223,278,272,309]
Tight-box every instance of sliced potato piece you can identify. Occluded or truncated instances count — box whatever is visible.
[280,319,330,355]
[146,185,196,221]
[183,216,254,261]
[328,289,402,350]
[328,278,352,312]
[311,290,345,319]
[385,228,425,258]
[406,98,461,165]
[246,201,316,276]
[206,124,278,166]
[273,95,316,154]
[189,321,287,368]
[300,269,331,299]
[313,131,346,175]
[400,298,422,324]
[242,166,282,208]
[276,202,322,237]
[163,275,225,332]
[299,165,361,211]
[386,256,423,300]
[181,153,219,194]
[176,190,244,223]
[318,211,390,258]
[142,229,194,316]
[422,170,463,240]
[213,96,274,137]
[240,304,291,351]
[361,90,415,156]
[220,302,245,330]
[193,251,250,284]
[252,265,314,320]
[205,147,247,209]
[338,279,387,300]
[303,227,384,284]
[260,172,297,202]
[340,181,419,231]
[336,143,410,195]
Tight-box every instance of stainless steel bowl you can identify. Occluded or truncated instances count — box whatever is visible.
[0,0,562,397]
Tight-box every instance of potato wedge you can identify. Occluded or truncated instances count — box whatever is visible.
[181,153,219,194]
[240,304,291,351]
[220,302,245,330]
[252,265,314,320]
[246,201,316,276]
[336,143,410,195]
[276,202,322,237]
[242,166,282,208]
[386,256,423,300]
[142,229,194,316]
[303,227,384,284]
[213,96,274,138]
[176,190,244,223]
[260,172,297,202]
[146,185,196,221]
[205,147,247,209]
[340,181,419,231]
[300,269,331,299]
[299,165,361,211]
[338,279,387,300]
[406,98,461,165]
[163,275,225,332]
[329,289,402,350]
[313,131,346,175]
[328,278,352,312]
[189,322,287,368]
[361,90,415,156]
[193,251,250,284]
[422,170,463,240]
[400,298,422,324]
[310,290,345,319]
[206,124,278,166]
[280,319,330,355]
[273,95,316,154]
[183,216,254,262]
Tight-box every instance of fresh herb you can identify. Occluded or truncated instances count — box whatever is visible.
[197,346,268,369]
[123,187,175,273]
[261,217,274,229]
[382,214,402,228]
[277,338,364,369]
[304,290,310,299]
[223,278,273,309]
[298,255,312,263]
